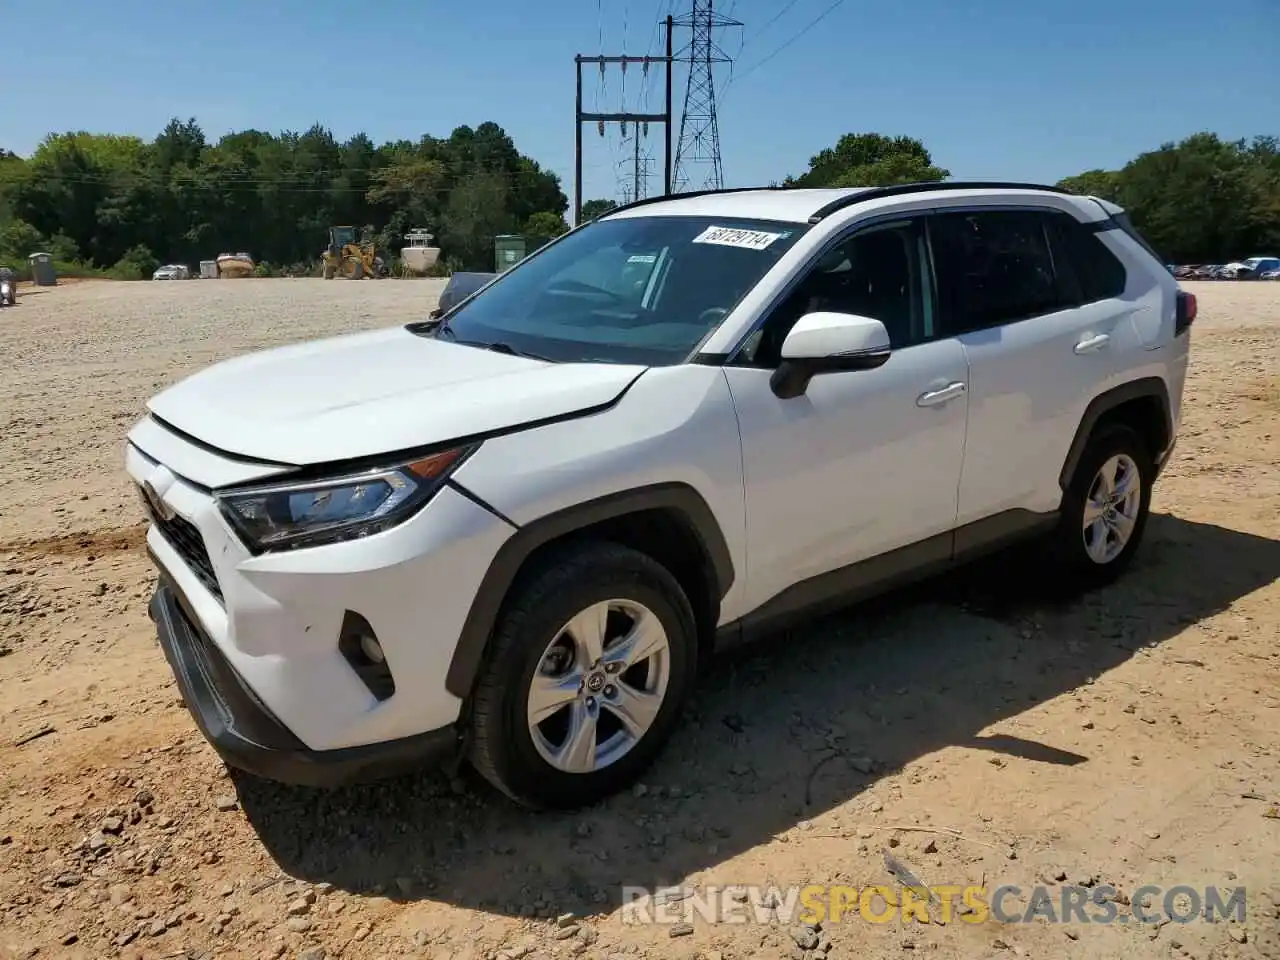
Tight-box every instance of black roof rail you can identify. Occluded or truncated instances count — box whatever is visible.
[596,185,784,220]
[806,180,1077,223]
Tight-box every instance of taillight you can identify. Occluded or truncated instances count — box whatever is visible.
[1175,290,1197,336]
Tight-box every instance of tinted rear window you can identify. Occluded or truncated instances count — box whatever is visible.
[1048,213,1128,302]
[1111,212,1164,266]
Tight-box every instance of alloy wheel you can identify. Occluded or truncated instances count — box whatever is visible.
[1082,453,1142,564]
[526,599,671,774]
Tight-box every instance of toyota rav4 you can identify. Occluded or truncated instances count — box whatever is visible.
[126,181,1195,809]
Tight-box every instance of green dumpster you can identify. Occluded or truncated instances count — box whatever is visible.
[493,235,552,273]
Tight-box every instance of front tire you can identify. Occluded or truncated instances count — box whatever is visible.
[1051,423,1153,587]
[467,542,698,809]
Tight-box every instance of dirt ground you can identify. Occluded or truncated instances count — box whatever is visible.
[1,278,1277,960]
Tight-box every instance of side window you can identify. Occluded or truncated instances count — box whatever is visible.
[1046,213,1128,304]
[928,210,1061,333]
[741,219,931,367]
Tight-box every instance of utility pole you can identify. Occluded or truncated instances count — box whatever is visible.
[574,15,675,224]
[672,0,739,192]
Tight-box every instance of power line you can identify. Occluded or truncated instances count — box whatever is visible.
[722,0,846,102]
[737,0,803,52]
[638,0,676,111]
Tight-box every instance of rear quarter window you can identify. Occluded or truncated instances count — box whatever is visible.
[1110,212,1165,267]
[1048,213,1128,303]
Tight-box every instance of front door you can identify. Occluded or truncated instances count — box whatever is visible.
[723,217,970,617]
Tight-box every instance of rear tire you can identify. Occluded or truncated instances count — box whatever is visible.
[468,542,698,810]
[1050,423,1153,588]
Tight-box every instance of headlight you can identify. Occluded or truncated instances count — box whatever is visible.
[216,445,475,552]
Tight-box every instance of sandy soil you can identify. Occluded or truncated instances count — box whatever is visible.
[0,278,1277,960]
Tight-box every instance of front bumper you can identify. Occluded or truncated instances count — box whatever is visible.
[126,417,518,762]
[150,575,460,787]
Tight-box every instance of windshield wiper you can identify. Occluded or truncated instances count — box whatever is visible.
[407,307,457,338]
[456,340,553,362]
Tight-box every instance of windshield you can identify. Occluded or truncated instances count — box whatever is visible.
[419,215,809,365]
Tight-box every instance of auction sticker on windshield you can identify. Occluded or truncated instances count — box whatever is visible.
[693,225,784,251]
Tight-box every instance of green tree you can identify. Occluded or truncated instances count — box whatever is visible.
[1057,133,1280,262]
[524,211,569,237]
[46,232,80,262]
[0,117,569,273]
[110,244,159,280]
[581,198,618,220]
[440,172,514,270]
[1055,169,1121,201]
[786,133,949,188]
[0,218,44,259]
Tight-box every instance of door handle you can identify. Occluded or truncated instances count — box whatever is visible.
[1074,333,1110,354]
[916,381,967,407]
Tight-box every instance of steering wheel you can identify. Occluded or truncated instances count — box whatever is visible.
[697,307,729,327]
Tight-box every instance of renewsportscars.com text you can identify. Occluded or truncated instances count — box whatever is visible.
[621,883,1248,927]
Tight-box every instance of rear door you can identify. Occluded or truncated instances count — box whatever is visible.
[927,206,1137,528]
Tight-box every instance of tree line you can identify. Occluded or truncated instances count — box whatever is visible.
[782,131,1280,265]
[2,123,1276,279]
[1056,133,1280,264]
[0,119,571,278]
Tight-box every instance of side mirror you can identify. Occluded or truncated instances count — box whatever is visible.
[770,311,892,399]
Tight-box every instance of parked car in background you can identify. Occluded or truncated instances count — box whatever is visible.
[1217,262,1258,280]
[1243,257,1280,277]
[435,272,498,316]
[153,264,192,281]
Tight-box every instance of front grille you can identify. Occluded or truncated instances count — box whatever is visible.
[142,496,222,601]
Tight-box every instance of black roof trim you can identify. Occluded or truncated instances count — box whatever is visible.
[591,180,1080,226]
[598,185,784,220]
[806,180,1077,223]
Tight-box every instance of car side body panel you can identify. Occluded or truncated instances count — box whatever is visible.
[449,363,749,618]
[722,338,970,614]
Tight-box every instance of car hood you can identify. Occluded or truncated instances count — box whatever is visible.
[144,326,646,466]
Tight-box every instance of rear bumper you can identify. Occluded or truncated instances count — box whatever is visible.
[149,579,460,788]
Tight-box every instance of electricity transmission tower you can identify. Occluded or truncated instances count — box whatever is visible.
[672,0,740,192]
[616,133,656,203]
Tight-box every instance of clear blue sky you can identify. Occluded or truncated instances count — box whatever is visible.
[2,0,1276,210]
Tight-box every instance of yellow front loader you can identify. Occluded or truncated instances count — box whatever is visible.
[321,226,385,280]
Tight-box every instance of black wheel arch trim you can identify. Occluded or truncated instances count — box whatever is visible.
[1058,377,1172,490]
[444,482,735,700]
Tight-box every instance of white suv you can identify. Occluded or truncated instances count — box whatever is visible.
[126,182,1195,809]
